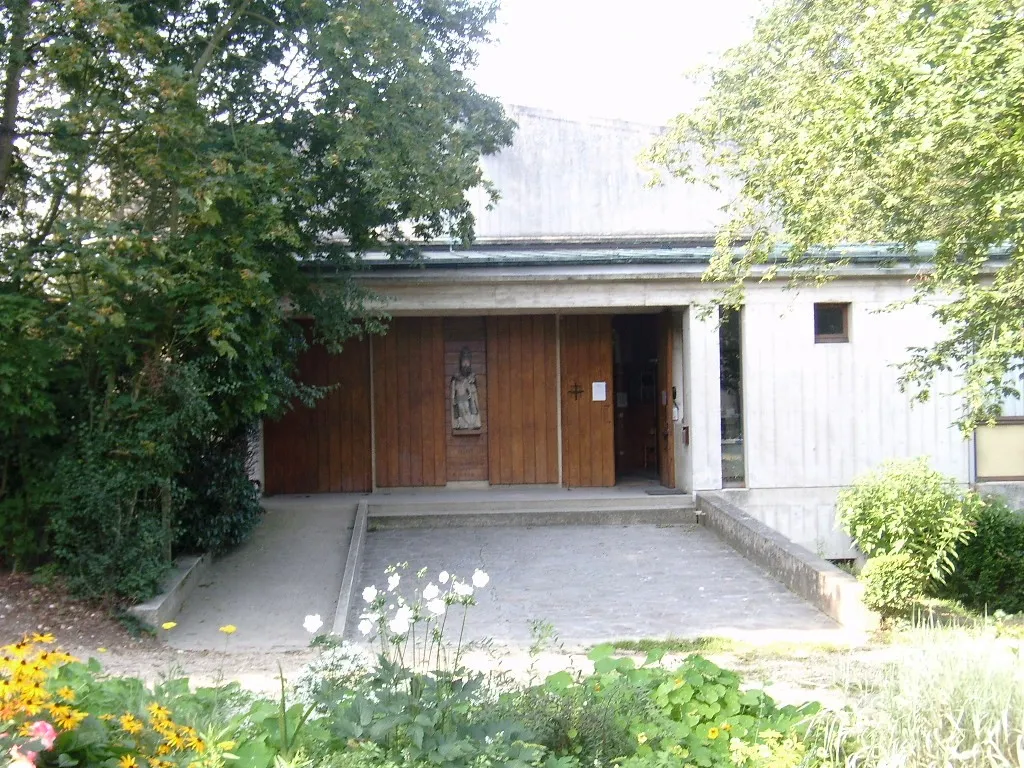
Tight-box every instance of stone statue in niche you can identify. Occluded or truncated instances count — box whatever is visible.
[450,346,482,432]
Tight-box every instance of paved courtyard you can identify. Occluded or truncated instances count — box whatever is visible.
[346,523,841,648]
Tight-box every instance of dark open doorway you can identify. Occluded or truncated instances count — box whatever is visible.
[612,314,661,483]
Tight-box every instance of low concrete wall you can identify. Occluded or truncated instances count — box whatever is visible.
[128,554,210,629]
[332,499,368,637]
[696,492,879,632]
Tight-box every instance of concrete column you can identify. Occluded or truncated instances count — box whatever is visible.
[683,308,723,491]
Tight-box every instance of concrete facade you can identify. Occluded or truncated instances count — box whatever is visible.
[256,107,1024,557]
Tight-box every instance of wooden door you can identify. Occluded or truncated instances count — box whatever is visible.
[561,315,615,487]
[373,317,447,487]
[263,334,372,494]
[657,311,677,488]
[487,315,559,484]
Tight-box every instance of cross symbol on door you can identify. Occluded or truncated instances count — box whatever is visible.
[568,382,584,400]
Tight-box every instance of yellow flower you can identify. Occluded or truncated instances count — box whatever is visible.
[56,686,76,702]
[120,713,144,734]
[637,732,648,744]
[119,755,139,768]
[216,741,237,751]
[30,633,56,644]
[721,722,732,732]
[161,622,177,630]
[218,625,237,635]
[708,727,720,740]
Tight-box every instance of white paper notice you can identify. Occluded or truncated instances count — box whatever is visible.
[592,381,607,401]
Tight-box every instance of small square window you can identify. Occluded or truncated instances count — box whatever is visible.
[814,303,850,343]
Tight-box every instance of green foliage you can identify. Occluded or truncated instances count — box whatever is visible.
[647,0,1024,429]
[0,0,514,596]
[836,458,980,584]
[494,674,651,764]
[860,553,928,618]
[174,426,263,556]
[512,645,819,768]
[939,498,1024,615]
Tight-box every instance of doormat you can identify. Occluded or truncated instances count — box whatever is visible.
[645,489,688,496]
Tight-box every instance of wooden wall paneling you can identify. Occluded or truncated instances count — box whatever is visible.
[486,316,559,484]
[262,333,372,494]
[373,318,446,487]
[444,317,488,482]
[561,315,614,487]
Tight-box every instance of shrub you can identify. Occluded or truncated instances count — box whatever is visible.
[174,426,264,556]
[939,498,1024,614]
[859,552,928,617]
[836,457,981,583]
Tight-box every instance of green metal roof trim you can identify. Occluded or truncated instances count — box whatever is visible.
[306,241,1011,272]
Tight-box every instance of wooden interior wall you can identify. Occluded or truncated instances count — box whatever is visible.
[445,318,488,481]
[487,315,559,484]
[657,311,677,488]
[263,335,372,494]
[560,315,615,487]
[373,317,447,487]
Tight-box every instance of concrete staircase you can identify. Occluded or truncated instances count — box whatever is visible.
[366,494,696,529]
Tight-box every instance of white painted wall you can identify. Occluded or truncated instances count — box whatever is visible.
[742,282,969,489]
[467,106,730,241]
[1001,373,1024,417]
[684,309,724,491]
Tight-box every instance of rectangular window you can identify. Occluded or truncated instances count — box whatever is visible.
[814,303,850,343]
[976,419,1024,481]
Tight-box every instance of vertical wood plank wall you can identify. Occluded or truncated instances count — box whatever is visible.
[445,318,488,481]
[560,315,615,487]
[263,336,372,494]
[373,317,447,487]
[487,316,559,484]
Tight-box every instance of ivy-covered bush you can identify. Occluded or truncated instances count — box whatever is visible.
[174,426,263,557]
[939,498,1024,615]
[837,458,981,614]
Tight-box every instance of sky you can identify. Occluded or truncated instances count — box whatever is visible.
[470,0,765,126]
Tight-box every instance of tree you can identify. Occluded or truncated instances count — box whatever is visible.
[0,0,512,591]
[646,0,1024,430]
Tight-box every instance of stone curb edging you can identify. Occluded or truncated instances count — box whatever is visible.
[696,492,880,632]
[332,499,369,637]
[128,554,211,629]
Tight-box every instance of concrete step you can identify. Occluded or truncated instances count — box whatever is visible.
[366,500,697,529]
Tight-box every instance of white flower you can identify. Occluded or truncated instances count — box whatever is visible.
[303,614,324,634]
[452,581,474,597]
[422,583,440,600]
[438,570,450,584]
[427,598,446,615]
[362,586,378,603]
[472,569,489,588]
[388,615,410,635]
[394,604,413,623]
[387,573,401,592]
[358,618,373,636]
